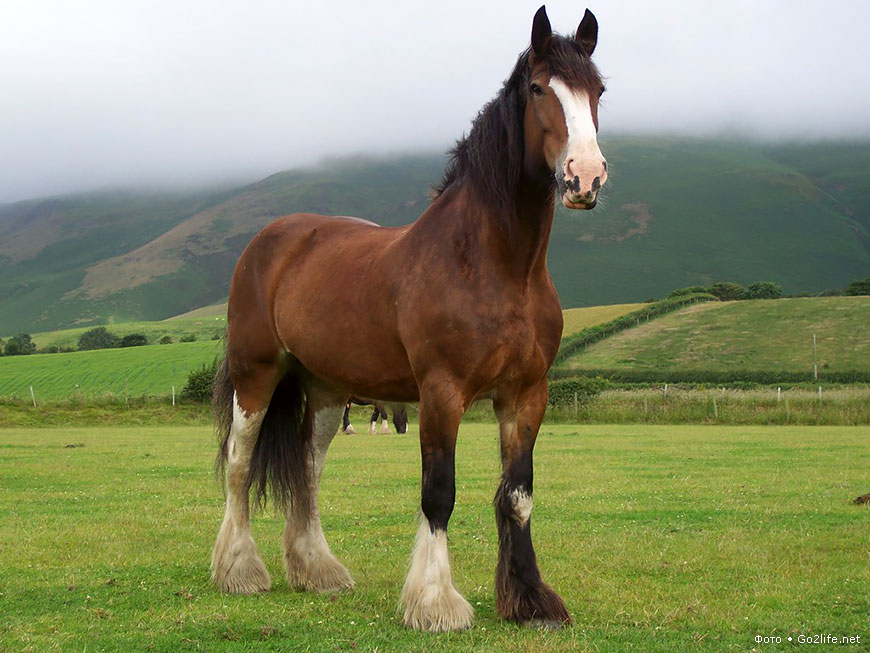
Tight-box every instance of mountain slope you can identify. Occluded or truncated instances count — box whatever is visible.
[1,138,868,334]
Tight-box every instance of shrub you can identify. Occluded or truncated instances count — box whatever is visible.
[78,327,119,350]
[708,281,745,301]
[182,359,219,402]
[120,333,148,347]
[742,281,782,299]
[844,278,870,296]
[159,335,173,345]
[548,376,610,405]
[818,288,844,297]
[4,333,36,356]
[180,334,197,343]
[668,285,709,298]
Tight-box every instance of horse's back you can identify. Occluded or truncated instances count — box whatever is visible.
[228,212,417,399]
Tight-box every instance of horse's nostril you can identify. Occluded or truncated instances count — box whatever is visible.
[592,176,601,191]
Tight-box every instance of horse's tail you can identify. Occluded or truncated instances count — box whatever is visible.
[214,356,312,515]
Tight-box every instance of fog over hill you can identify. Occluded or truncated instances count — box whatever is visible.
[1,138,868,335]
[1,1,869,203]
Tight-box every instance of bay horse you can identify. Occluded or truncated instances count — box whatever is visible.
[342,398,408,434]
[211,5,607,631]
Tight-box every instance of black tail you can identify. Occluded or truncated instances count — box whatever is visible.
[213,356,312,516]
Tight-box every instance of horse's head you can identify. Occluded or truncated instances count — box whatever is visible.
[524,6,607,209]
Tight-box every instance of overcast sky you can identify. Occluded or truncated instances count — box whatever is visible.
[1,0,868,203]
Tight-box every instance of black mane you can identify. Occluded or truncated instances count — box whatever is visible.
[431,34,602,216]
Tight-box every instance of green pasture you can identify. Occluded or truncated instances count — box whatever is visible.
[0,423,866,651]
[559,296,870,376]
[0,340,221,400]
[561,303,645,338]
[17,314,227,351]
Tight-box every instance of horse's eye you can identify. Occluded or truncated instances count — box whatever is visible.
[598,85,606,98]
[530,83,543,97]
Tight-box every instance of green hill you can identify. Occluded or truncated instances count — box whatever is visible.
[1,138,869,334]
[0,340,221,401]
[556,296,870,381]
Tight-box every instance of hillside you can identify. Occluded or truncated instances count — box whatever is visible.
[0,340,221,401]
[2,138,869,334]
[557,296,870,378]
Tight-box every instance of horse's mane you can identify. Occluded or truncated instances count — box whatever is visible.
[431,34,602,217]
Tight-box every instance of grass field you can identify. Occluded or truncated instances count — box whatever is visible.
[0,340,221,400]
[1,423,867,651]
[559,297,870,375]
[17,314,227,351]
[561,303,646,337]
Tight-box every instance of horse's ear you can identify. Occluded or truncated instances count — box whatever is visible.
[575,9,598,56]
[531,6,552,57]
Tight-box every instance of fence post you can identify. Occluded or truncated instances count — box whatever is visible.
[573,392,578,418]
[777,387,781,403]
[29,385,37,408]
[713,396,718,420]
[172,385,176,407]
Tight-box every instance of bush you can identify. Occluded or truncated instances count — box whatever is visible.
[180,334,197,343]
[548,376,610,405]
[4,333,36,356]
[182,359,220,402]
[159,335,173,345]
[742,281,782,299]
[120,333,148,347]
[708,281,745,301]
[844,278,870,296]
[818,288,844,297]
[78,327,119,350]
[668,285,709,298]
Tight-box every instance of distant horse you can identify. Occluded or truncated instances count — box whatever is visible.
[342,397,408,434]
[212,6,606,631]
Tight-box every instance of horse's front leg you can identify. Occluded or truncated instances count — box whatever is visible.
[493,380,571,627]
[400,379,473,632]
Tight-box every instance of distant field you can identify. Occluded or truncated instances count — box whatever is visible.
[10,315,227,350]
[1,424,866,651]
[561,302,645,337]
[559,296,870,375]
[0,340,221,400]
[165,302,227,321]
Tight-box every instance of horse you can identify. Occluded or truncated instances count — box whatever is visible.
[342,397,409,434]
[211,5,607,631]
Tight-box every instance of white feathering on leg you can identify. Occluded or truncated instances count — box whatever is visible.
[400,516,473,632]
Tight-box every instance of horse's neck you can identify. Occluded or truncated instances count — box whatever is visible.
[418,176,556,282]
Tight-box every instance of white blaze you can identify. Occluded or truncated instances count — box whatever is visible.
[549,77,605,190]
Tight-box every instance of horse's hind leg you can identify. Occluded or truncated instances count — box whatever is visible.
[211,368,278,594]
[283,385,354,592]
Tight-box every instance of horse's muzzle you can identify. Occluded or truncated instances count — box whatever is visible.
[557,174,600,210]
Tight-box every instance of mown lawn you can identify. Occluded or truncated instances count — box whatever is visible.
[0,424,867,651]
